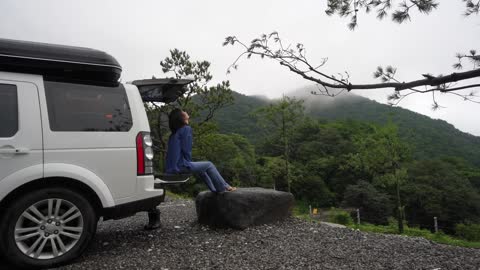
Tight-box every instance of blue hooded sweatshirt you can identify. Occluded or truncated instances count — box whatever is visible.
[165,125,192,173]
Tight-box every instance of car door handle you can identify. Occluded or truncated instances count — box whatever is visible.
[0,148,30,154]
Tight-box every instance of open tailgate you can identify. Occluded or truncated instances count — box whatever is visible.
[131,78,193,103]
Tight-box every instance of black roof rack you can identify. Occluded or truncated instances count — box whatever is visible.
[0,38,122,86]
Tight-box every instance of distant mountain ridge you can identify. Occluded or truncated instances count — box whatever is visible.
[211,88,480,167]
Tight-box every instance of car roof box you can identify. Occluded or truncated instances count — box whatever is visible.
[0,38,122,86]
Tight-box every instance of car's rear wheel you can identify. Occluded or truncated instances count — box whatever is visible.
[0,187,97,269]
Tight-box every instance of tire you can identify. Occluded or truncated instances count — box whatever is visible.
[0,187,97,269]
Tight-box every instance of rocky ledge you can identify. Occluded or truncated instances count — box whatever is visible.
[34,197,480,270]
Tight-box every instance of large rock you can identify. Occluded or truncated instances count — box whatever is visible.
[195,187,294,229]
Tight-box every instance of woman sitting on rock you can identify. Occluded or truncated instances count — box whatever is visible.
[165,108,236,193]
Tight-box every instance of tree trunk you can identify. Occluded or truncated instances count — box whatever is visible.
[282,108,290,192]
[396,179,404,234]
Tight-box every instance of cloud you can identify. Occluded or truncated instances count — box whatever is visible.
[0,0,478,135]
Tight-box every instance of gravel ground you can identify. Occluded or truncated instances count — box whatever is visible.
[2,196,480,270]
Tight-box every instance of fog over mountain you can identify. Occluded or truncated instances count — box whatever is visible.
[285,85,480,137]
[286,85,366,109]
[212,88,480,166]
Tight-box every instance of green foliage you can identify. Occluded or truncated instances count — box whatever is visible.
[329,208,354,225]
[348,122,409,232]
[306,97,480,168]
[254,156,288,189]
[253,96,305,155]
[159,49,234,122]
[292,200,311,215]
[193,132,256,186]
[254,96,304,130]
[342,181,393,225]
[209,92,480,236]
[210,92,269,143]
[165,190,192,200]
[145,49,236,179]
[456,223,480,242]
[295,203,480,249]
[291,175,335,207]
[213,92,480,168]
[169,129,256,196]
[349,123,410,179]
[156,89,480,240]
[253,96,305,191]
[351,222,480,249]
[147,49,234,168]
[291,200,319,223]
[325,0,440,29]
[469,172,480,192]
[404,159,480,232]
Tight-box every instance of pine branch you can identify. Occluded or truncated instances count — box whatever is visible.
[224,33,480,105]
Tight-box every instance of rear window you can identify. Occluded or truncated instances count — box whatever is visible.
[0,84,18,137]
[44,81,133,132]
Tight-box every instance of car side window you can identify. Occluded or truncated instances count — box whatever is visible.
[0,84,19,137]
[44,81,133,132]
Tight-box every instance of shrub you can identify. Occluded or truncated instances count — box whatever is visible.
[291,175,335,207]
[293,200,310,215]
[329,208,354,225]
[342,181,393,225]
[455,223,480,241]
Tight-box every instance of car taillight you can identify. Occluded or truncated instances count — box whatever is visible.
[136,132,154,175]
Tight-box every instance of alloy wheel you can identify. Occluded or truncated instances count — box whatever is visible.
[14,198,84,260]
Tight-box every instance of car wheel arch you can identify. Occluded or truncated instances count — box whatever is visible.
[0,177,104,218]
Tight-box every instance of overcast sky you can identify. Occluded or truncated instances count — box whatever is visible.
[1,0,479,135]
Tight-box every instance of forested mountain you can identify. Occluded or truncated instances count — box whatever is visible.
[212,89,480,167]
[211,92,269,138]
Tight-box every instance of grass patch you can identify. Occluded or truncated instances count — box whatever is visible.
[328,208,354,225]
[292,200,316,222]
[349,223,480,249]
[165,190,192,200]
[292,203,480,249]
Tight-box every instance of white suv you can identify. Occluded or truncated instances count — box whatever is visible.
[0,39,189,268]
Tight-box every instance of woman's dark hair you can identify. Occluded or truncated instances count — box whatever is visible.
[168,108,186,134]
